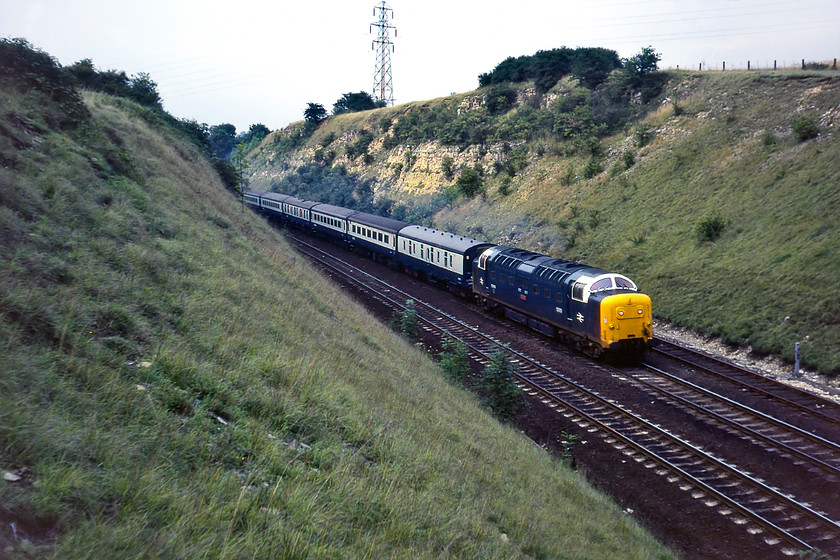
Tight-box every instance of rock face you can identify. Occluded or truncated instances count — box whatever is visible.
[248,89,527,201]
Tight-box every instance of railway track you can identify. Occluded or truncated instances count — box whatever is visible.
[290,235,840,557]
[652,339,840,427]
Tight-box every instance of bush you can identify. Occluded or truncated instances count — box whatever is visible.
[479,350,523,421]
[455,165,484,197]
[695,214,729,243]
[399,299,420,340]
[438,337,470,384]
[791,116,819,142]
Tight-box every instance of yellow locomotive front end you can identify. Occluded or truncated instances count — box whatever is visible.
[600,292,652,355]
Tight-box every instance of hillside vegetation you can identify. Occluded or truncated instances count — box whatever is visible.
[250,67,840,375]
[0,42,674,558]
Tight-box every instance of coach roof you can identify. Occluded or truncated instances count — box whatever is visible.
[399,225,491,254]
[349,211,410,234]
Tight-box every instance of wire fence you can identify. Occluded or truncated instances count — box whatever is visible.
[665,58,839,72]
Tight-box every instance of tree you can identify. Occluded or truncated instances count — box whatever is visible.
[479,350,523,421]
[623,46,661,79]
[128,72,161,107]
[570,47,623,89]
[438,337,471,384]
[304,102,327,124]
[232,142,250,204]
[455,165,483,198]
[209,123,237,160]
[332,91,378,115]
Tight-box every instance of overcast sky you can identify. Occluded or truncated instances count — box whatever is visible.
[3,0,839,133]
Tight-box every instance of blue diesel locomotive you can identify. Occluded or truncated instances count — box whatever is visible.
[244,189,652,357]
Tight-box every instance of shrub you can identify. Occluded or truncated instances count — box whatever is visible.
[695,214,729,243]
[438,337,471,384]
[479,350,523,421]
[791,116,818,142]
[455,165,484,197]
[583,156,602,179]
[399,299,420,340]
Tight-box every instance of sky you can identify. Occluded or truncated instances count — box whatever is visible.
[3,0,840,133]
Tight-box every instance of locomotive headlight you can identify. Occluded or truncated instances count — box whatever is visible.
[637,309,644,315]
[618,310,624,317]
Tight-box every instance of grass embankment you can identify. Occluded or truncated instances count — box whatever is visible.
[0,85,674,559]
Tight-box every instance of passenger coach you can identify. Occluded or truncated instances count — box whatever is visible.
[398,225,493,296]
[347,212,408,261]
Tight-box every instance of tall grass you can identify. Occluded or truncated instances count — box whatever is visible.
[0,90,674,558]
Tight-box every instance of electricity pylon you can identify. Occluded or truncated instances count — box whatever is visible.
[371,1,396,106]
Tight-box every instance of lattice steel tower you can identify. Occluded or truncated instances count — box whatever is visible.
[370,1,396,106]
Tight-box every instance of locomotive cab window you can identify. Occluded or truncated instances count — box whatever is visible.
[591,278,612,292]
[572,281,586,301]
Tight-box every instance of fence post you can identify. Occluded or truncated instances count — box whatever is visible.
[774,60,777,70]
[699,62,702,71]
[794,342,801,377]
[747,61,750,70]
[802,59,805,69]
[722,61,725,71]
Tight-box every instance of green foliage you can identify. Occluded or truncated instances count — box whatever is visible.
[399,299,420,340]
[345,130,375,160]
[479,351,523,421]
[559,430,581,466]
[438,337,471,384]
[232,143,250,195]
[441,156,455,179]
[332,91,379,115]
[478,47,621,91]
[455,165,484,197]
[485,85,517,115]
[695,214,729,243]
[583,156,603,179]
[270,163,385,214]
[209,123,237,160]
[623,46,661,79]
[792,115,819,142]
[236,123,270,153]
[304,102,327,124]
[65,58,161,108]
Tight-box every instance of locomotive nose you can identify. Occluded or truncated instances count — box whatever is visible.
[600,293,652,349]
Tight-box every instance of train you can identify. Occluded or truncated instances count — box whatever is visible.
[244,189,652,358]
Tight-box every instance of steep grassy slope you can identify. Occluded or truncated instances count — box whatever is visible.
[0,76,674,557]
[250,70,840,375]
